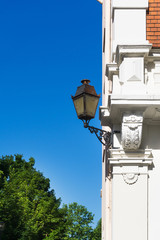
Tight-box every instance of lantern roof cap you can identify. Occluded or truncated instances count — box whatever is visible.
[73,79,100,99]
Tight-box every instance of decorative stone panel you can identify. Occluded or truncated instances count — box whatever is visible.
[121,113,143,150]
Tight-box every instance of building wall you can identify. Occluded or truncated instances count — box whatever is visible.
[142,125,160,239]
[98,0,160,239]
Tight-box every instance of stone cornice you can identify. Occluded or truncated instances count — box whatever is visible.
[106,63,119,79]
[116,45,152,65]
[109,149,153,166]
[112,0,148,9]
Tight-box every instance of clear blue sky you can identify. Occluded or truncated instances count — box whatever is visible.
[0,0,102,225]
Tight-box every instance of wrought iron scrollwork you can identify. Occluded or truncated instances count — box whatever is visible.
[87,126,112,147]
[82,120,112,148]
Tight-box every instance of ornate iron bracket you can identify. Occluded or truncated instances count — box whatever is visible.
[82,120,114,148]
[87,125,112,147]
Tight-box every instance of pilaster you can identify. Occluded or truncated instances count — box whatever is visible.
[109,149,153,240]
[112,0,148,54]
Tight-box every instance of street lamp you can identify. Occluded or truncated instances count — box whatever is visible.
[71,79,112,148]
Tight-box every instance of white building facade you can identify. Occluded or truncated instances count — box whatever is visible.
[97,0,160,239]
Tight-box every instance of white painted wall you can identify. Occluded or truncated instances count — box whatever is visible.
[98,0,160,240]
[113,9,147,52]
[149,150,160,240]
[112,174,148,240]
[141,126,160,240]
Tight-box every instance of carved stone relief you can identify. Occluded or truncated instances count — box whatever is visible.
[123,173,139,185]
[121,113,143,150]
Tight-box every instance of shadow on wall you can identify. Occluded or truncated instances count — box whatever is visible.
[141,125,160,149]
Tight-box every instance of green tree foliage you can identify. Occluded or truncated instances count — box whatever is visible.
[0,154,101,240]
[92,218,101,240]
[0,155,66,240]
[63,202,94,240]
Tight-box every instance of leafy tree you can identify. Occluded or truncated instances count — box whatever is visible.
[63,202,94,240]
[92,219,101,240]
[0,155,101,240]
[0,155,67,240]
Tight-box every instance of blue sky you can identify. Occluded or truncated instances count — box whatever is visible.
[0,0,102,225]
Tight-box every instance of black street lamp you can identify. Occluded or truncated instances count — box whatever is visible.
[72,79,112,148]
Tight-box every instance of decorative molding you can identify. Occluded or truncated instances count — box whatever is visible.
[99,106,112,127]
[109,149,153,186]
[121,113,143,150]
[109,149,153,166]
[106,63,119,80]
[123,173,139,185]
[120,58,143,83]
[116,45,152,65]
[112,0,148,9]
[99,106,110,118]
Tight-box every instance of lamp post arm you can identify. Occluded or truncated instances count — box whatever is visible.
[82,120,120,148]
[86,125,112,148]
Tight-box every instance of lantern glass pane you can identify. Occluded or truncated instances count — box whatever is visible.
[73,96,84,117]
[85,95,99,118]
